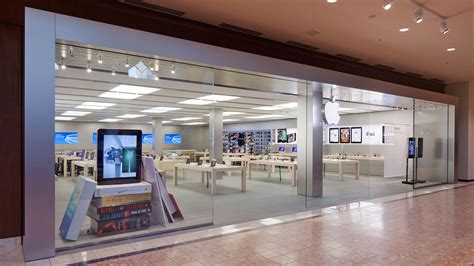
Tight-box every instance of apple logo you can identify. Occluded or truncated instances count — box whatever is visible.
[324,98,340,125]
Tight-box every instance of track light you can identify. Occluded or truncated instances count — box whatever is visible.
[111,67,116,76]
[327,0,337,3]
[98,52,103,64]
[87,61,92,73]
[383,0,393,10]
[125,56,130,68]
[150,62,154,71]
[154,74,159,81]
[414,8,423,23]
[440,20,449,34]
[60,58,66,70]
[171,63,176,74]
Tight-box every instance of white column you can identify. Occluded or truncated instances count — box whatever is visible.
[209,108,223,164]
[152,117,163,154]
[297,82,323,197]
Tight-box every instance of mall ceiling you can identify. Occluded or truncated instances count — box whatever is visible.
[138,0,474,84]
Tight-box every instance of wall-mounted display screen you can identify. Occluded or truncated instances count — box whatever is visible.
[97,129,142,185]
[351,127,362,143]
[55,132,78,145]
[278,147,285,152]
[292,147,297,153]
[277,129,287,143]
[340,128,351,143]
[165,134,181,145]
[92,133,97,144]
[329,128,339,143]
[142,134,153,145]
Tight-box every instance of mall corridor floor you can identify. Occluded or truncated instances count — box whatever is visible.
[88,185,474,265]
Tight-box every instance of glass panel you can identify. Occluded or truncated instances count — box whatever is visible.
[54,43,214,250]
[413,100,449,188]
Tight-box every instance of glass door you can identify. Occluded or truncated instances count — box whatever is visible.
[413,100,450,188]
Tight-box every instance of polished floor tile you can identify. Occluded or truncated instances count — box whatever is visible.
[79,184,474,265]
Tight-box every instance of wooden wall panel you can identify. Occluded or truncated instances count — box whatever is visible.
[0,24,23,238]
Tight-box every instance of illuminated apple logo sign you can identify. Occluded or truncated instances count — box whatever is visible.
[324,97,340,125]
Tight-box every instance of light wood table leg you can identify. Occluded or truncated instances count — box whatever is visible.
[201,171,205,183]
[174,166,178,186]
[64,159,68,177]
[267,164,272,178]
[211,171,217,195]
[356,162,360,179]
[292,166,297,186]
[241,168,246,192]
[248,163,252,179]
[339,162,343,181]
[71,162,76,178]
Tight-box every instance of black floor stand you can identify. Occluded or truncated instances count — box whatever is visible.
[402,157,426,184]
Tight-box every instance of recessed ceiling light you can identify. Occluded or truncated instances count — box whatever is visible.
[179,99,213,105]
[99,92,143,100]
[182,122,207,125]
[76,102,116,110]
[399,28,409,32]
[55,116,76,121]
[327,0,337,3]
[162,120,172,124]
[141,107,182,113]
[198,95,240,102]
[223,112,245,116]
[252,106,285,111]
[100,118,122,122]
[275,102,298,108]
[223,119,240,122]
[61,111,92,116]
[447,48,456,52]
[116,114,147,119]
[111,84,160,95]
[246,114,286,119]
[172,117,201,121]
[383,0,393,10]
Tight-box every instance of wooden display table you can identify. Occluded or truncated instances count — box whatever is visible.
[323,159,360,181]
[247,160,297,186]
[173,163,246,195]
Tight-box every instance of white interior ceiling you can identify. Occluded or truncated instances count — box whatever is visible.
[142,0,474,83]
[55,44,445,125]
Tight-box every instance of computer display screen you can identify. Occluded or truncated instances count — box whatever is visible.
[165,134,181,144]
[278,147,285,152]
[97,129,142,185]
[292,147,297,153]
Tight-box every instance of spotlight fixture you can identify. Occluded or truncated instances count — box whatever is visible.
[414,8,424,23]
[111,67,116,76]
[447,48,456,52]
[87,61,92,73]
[150,62,154,71]
[98,52,103,64]
[399,27,409,32]
[60,58,66,70]
[125,56,130,68]
[154,74,159,81]
[327,0,337,3]
[171,63,176,74]
[383,0,393,10]
[440,20,449,34]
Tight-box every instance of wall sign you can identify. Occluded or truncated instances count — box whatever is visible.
[142,134,153,145]
[92,133,97,144]
[324,98,340,125]
[340,128,351,143]
[329,128,339,143]
[55,132,78,144]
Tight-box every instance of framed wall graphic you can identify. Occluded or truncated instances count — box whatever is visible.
[351,127,362,143]
[55,132,78,145]
[164,134,181,145]
[340,127,351,143]
[329,128,339,143]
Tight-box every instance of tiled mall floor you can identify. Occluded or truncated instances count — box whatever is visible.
[12,183,474,265]
[90,184,474,265]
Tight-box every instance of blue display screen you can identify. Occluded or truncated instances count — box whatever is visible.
[55,132,78,144]
[92,133,97,144]
[142,134,153,145]
[165,134,181,145]
[278,147,285,152]
[292,147,297,152]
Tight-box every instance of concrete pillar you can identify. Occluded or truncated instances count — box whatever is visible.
[209,108,223,164]
[152,117,163,154]
[297,82,323,197]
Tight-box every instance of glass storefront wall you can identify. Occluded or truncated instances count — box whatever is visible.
[54,42,453,251]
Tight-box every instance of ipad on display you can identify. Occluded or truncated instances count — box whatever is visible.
[97,129,142,185]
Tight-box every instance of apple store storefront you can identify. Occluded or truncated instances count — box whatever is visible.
[24,9,456,260]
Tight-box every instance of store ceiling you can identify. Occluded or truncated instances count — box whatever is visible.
[55,44,437,125]
[140,0,474,83]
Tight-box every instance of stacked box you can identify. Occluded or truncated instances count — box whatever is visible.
[88,182,152,237]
